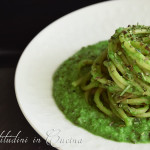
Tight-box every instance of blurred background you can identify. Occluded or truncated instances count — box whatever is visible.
[0,0,108,149]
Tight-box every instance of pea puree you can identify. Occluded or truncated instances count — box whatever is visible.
[52,41,150,143]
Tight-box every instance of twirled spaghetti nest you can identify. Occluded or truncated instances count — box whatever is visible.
[72,25,150,126]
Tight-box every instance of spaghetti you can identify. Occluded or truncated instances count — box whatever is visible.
[72,25,150,126]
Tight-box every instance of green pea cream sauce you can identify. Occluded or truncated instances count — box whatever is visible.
[53,41,150,143]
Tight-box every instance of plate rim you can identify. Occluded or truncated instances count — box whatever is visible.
[15,0,116,141]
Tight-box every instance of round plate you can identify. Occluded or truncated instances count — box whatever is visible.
[15,0,150,149]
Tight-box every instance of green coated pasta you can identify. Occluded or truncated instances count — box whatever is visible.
[72,25,150,126]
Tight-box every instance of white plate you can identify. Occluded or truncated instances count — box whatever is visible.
[15,0,150,150]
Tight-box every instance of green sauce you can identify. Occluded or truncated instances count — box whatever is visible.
[53,41,150,143]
